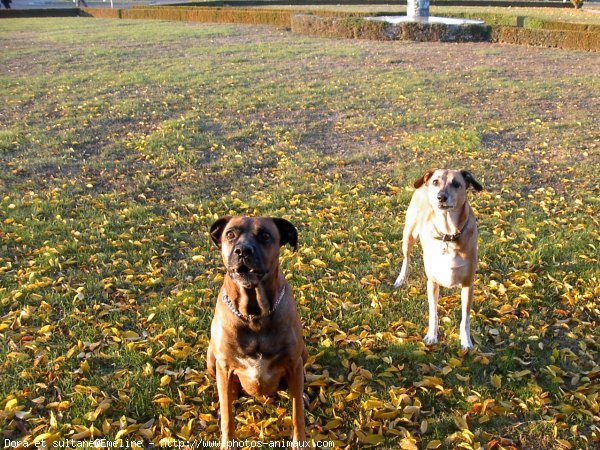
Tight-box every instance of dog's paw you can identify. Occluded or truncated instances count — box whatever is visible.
[459,328,474,350]
[460,338,474,351]
[393,273,407,289]
[423,334,438,345]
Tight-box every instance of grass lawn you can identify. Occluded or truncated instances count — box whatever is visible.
[1,17,598,449]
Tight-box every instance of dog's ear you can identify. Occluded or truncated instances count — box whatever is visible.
[461,170,483,192]
[413,169,436,189]
[272,218,298,252]
[210,216,232,246]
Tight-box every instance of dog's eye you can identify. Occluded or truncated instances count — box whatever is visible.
[225,230,236,240]
[432,179,439,186]
[258,231,271,242]
[451,180,462,188]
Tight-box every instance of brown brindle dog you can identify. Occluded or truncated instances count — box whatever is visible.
[394,169,483,350]
[207,216,307,448]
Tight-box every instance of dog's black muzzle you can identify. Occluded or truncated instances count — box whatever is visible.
[227,242,267,285]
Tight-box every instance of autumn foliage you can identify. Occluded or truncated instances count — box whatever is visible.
[0,17,598,450]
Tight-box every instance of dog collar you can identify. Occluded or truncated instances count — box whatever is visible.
[432,215,470,242]
[221,285,286,321]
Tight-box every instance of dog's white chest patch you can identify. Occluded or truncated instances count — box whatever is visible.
[425,249,467,288]
[235,355,275,384]
[439,248,465,267]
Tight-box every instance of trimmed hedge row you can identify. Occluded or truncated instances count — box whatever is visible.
[492,26,600,50]
[290,14,393,40]
[430,0,569,6]
[71,7,600,51]
[291,13,491,42]
[175,0,571,8]
[535,21,600,32]
[437,11,600,32]
[83,6,291,26]
[0,8,80,18]
[290,13,598,50]
[124,5,596,33]
[80,8,121,19]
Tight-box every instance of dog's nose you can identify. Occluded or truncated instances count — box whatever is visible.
[233,244,253,258]
[437,192,448,202]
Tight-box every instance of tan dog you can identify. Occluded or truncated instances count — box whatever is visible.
[394,169,483,350]
[207,216,307,448]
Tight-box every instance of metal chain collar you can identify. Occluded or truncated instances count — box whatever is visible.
[220,285,286,321]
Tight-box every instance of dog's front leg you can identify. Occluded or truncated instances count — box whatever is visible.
[394,221,418,289]
[423,279,439,345]
[394,257,410,289]
[288,356,306,443]
[216,361,235,449]
[459,283,474,350]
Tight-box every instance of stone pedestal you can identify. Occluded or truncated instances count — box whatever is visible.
[366,15,486,28]
[407,0,430,20]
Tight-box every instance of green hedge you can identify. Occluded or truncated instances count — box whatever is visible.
[519,19,600,32]
[79,7,598,51]
[171,0,571,7]
[124,5,598,34]
[291,13,491,42]
[291,13,598,50]
[430,0,569,5]
[438,11,600,32]
[125,7,291,26]
[80,7,121,19]
[491,26,600,50]
[83,6,292,27]
[291,14,391,39]
[0,9,80,18]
